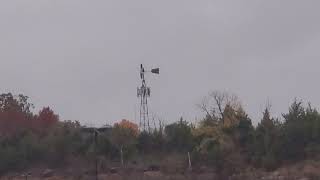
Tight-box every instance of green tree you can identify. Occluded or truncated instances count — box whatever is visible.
[281,100,307,160]
[165,117,195,152]
[252,108,281,170]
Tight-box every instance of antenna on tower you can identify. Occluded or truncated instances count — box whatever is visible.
[137,64,159,132]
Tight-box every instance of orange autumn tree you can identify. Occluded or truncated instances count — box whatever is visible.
[116,119,139,136]
[0,93,34,136]
[33,107,59,135]
[111,119,139,166]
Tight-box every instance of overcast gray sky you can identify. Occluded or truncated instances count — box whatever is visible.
[1,0,320,126]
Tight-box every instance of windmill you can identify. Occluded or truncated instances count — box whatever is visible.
[137,64,159,132]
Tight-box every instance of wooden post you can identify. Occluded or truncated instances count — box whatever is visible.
[188,152,192,170]
[120,146,124,166]
[94,130,99,180]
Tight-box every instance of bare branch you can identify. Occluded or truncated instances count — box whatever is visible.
[198,90,242,125]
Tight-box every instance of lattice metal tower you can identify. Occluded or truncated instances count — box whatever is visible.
[137,64,159,132]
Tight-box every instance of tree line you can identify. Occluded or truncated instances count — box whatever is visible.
[1,91,320,175]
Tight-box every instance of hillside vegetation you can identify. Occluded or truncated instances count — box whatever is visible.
[1,91,320,179]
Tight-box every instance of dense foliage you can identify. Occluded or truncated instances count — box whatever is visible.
[1,92,320,174]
